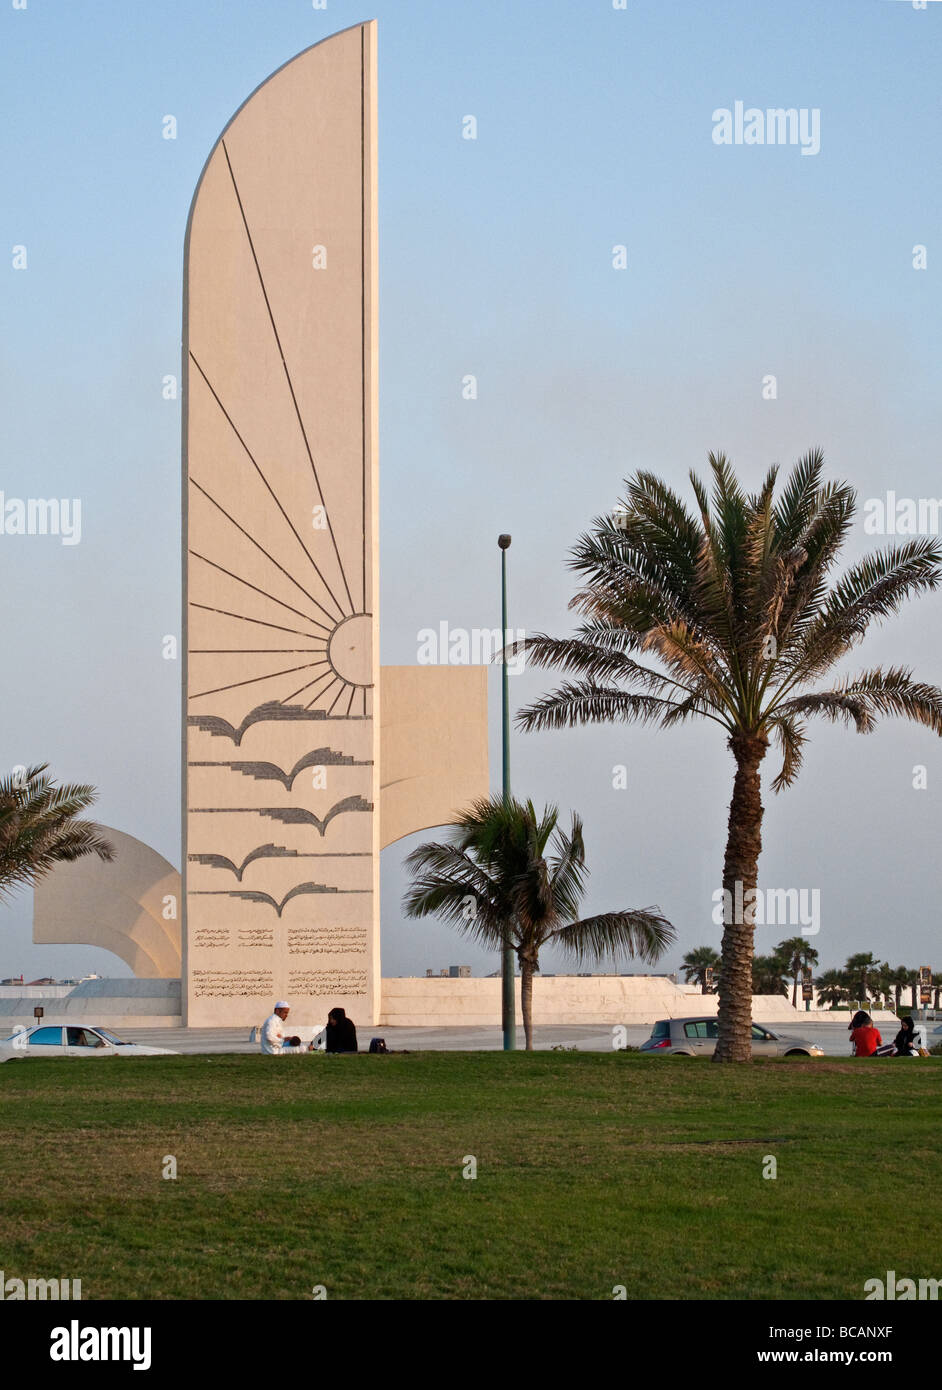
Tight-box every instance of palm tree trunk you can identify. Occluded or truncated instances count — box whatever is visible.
[714,732,768,1063]
[520,957,535,1051]
[791,973,798,1009]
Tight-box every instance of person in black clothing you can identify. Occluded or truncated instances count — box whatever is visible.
[325,1007,358,1053]
[892,1016,917,1056]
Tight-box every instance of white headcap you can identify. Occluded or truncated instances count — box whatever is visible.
[275,1001,290,1010]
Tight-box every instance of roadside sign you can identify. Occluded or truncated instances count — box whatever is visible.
[33,1006,43,1020]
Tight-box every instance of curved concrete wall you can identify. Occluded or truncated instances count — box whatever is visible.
[32,827,181,977]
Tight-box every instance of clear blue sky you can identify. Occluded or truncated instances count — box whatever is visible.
[1,0,940,981]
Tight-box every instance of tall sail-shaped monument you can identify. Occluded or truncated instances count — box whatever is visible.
[183,23,380,1026]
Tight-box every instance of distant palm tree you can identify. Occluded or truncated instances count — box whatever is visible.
[906,968,921,1009]
[845,952,882,1006]
[815,967,848,1010]
[516,453,942,1059]
[402,796,674,1049]
[887,966,912,1013]
[870,961,893,1009]
[777,935,820,1009]
[681,945,721,994]
[0,763,113,902]
[752,954,789,996]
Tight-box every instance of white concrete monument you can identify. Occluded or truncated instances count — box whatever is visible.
[181,23,488,1026]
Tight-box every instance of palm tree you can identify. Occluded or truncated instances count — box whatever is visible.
[514,452,942,1059]
[815,967,848,1010]
[777,935,820,1009]
[902,967,920,1009]
[681,945,721,993]
[870,961,893,1010]
[845,952,882,1006]
[402,795,674,1049]
[752,954,789,996]
[887,965,912,1014]
[0,763,113,901]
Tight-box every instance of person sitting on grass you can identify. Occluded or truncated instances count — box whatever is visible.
[261,1001,302,1054]
[849,1010,882,1057]
[324,1006,358,1054]
[892,1016,917,1057]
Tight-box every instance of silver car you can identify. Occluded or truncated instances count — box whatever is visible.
[640,1016,823,1057]
[0,1024,177,1061]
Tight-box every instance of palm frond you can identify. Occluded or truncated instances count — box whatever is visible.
[773,667,942,736]
[548,909,675,965]
[766,714,807,792]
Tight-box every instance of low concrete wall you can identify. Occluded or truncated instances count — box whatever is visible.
[0,978,181,1030]
[0,984,74,999]
[377,976,896,1027]
[0,975,898,1032]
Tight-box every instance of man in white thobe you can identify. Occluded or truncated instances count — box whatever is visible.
[260,1001,297,1054]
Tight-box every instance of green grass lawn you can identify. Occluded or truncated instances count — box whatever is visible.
[1,1052,939,1300]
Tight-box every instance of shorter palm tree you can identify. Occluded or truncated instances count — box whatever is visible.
[752,954,789,997]
[0,764,114,902]
[845,952,881,1006]
[815,967,849,1010]
[402,796,674,1049]
[905,968,921,1009]
[681,946,721,994]
[886,966,911,1014]
[776,936,820,1010]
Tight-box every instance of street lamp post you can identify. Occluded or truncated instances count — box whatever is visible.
[498,533,516,1052]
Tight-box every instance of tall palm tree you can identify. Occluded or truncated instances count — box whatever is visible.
[845,952,882,1006]
[402,796,674,1049]
[906,968,921,1009]
[887,965,911,1014]
[870,961,893,1010]
[752,954,789,996]
[777,935,820,1009]
[681,945,721,993]
[0,763,113,902]
[515,453,942,1060]
[815,967,848,1010]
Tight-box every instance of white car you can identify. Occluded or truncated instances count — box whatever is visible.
[0,1024,177,1061]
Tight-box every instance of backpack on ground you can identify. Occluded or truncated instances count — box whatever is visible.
[368,1037,388,1054]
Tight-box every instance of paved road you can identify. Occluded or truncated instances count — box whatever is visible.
[115,1020,904,1057]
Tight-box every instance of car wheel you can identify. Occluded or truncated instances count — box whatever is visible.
[784,1048,810,1056]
